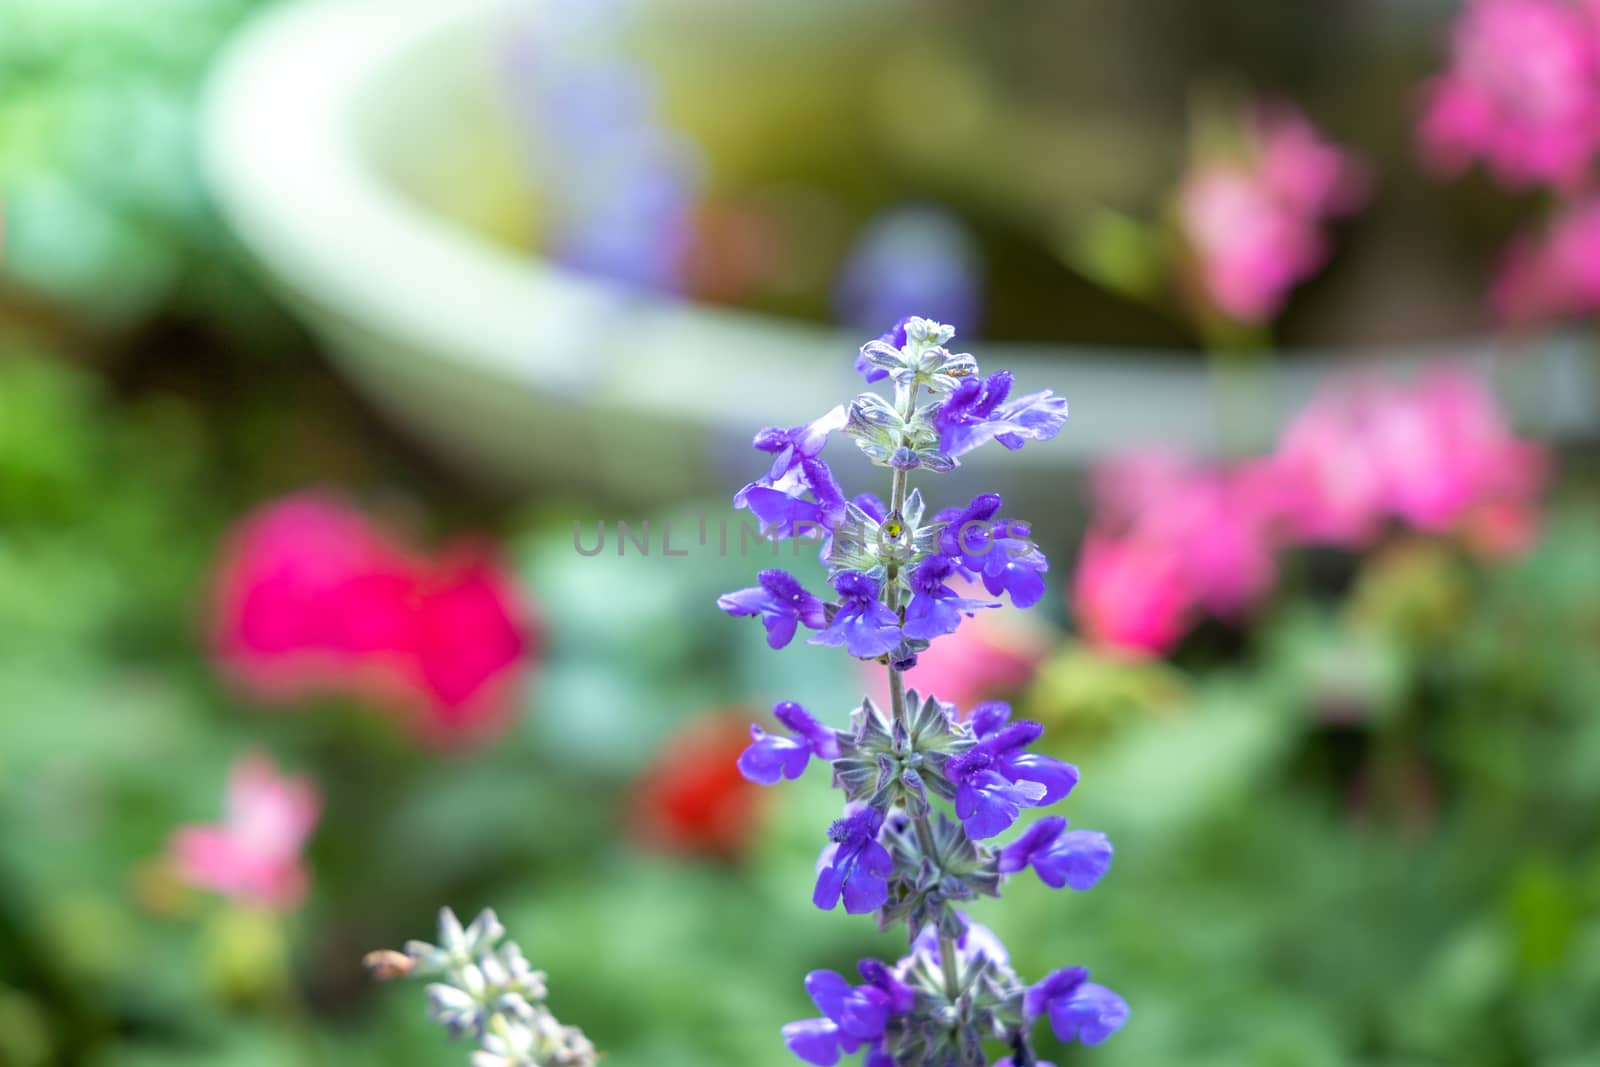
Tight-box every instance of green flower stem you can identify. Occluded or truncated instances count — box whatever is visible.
[883,383,966,1014]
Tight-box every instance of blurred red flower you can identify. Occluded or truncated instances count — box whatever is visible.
[629,713,766,861]
[211,493,535,744]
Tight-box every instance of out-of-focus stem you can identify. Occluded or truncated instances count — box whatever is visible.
[1202,317,1274,457]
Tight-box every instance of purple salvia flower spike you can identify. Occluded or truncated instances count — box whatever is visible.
[720,317,1125,1064]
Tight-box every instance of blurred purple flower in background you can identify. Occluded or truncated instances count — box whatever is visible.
[834,206,984,336]
[504,3,703,293]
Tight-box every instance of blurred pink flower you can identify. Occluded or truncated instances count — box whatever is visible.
[213,496,416,701]
[1071,530,1192,658]
[170,752,320,910]
[408,549,533,741]
[1072,451,1276,656]
[1374,370,1547,540]
[1269,387,1394,547]
[1069,368,1545,660]
[1178,106,1366,323]
[1269,370,1547,553]
[212,494,534,743]
[1491,196,1600,325]
[1260,106,1371,217]
[1179,167,1323,323]
[1419,0,1600,189]
[1092,451,1279,620]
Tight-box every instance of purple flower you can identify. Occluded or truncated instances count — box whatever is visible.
[834,206,983,345]
[997,816,1113,891]
[739,701,840,785]
[966,706,1080,806]
[813,804,893,913]
[809,573,902,659]
[855,957,916,1016]
[1026,968,1129,1046]
[782,963,911,1067]
[937,494,1050,609]
[909,918,1011,968]
[946,720,1077,839]
[719,570,827,649]
[936,371,1068,458]
[934,371,1011,439]
[736,406,850,537]
[854,319,910,384]
[851,493,888,522]
[752,405,848,477]
[901,555,997,641]
[780,1018,852,1066]
[948,759,1045,840]
[968,701,1013,739]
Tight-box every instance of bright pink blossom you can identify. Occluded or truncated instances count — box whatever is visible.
[1259,107,1370,218]
[1091,451,1279,620]
[212,494,534,743]
[1178,106,1366,323]
[1070,368,1544,659]
[1269,369,1547,553]
[1071,530,1192,658]
[170,752,320,910]
[1492,196,1600,325]
[1419,0,1600,189]
[408,550,532,739]
[1268,387,1395,547]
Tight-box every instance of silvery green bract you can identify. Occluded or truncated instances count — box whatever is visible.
[371,908,595,1067]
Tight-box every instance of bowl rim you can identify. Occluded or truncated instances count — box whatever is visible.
[202,0,1600,463]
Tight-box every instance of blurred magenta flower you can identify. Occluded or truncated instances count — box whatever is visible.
[1071,530,1192,657]
[1071,368,1543,658]
[629,713,766,860]
[1092,451,1279,619]
[212,494,534,743]
[170,751,320,910]
[1259,107,1371,218]
[1492,196,1600,324]
[409,549,535,740]
[1268,386,1394,546]
[1072,450,1277,655]
[1369,370,1547,552]
[1178,105,1367,324]
[1419,0,1600,189]
[1270,370,1547,554]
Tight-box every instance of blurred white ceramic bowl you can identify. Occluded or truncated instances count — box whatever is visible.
[203,0,1598,500]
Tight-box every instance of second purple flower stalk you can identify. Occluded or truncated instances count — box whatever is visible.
[719,317,1127,1066]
